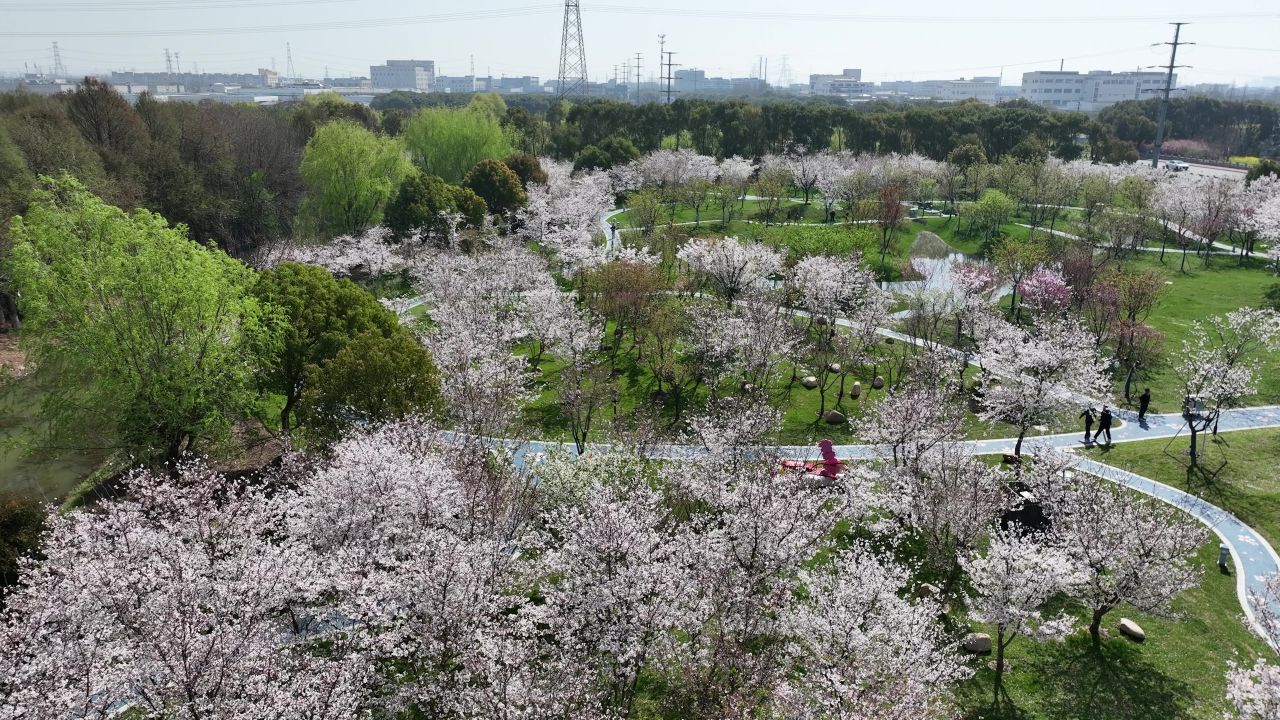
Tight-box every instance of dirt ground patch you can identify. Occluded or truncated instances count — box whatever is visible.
[0,334,26,377]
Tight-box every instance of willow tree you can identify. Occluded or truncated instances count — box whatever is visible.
[298,119,412,238]
[401,107,515,184]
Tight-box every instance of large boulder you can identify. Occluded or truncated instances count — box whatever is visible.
[823,410,847,424]
[850,381,861,398]
[962,633,992,654]
[828,363,842,373]
[1117,618,1146,642]
[801,376,819,389]
[872,376,885,390]
[914,583,940,599]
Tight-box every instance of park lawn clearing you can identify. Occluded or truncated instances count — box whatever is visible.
[1082,428,1280,548]
[955,541,1270,720]
[1114,253,1280,410]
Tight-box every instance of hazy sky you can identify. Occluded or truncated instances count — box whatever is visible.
[2,0,1278,87]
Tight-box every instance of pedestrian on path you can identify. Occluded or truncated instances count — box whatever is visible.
[1138,388,1152,422]
[1096,406,1114,445]
[1079,406,1096,443]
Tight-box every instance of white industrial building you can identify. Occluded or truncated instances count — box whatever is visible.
[809,68,871,97]
[369,59,435,91]
[1021,70,1171,111]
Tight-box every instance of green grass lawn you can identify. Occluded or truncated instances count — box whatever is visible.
[1082,428,1280,547]
[1113,254,1280,410]
[955,541,1270,720]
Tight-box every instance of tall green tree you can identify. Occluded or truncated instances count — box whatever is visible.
[401,107,514,183]
[252,262,399,433]
[299,330,442,444]
[298,119,411,238]
[462,159,526,215]
[4,176,278,463]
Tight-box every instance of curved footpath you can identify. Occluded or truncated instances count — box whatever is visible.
[490,406,1280,640]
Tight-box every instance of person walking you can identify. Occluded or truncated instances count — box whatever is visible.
[1096,406,1114,446]
[1079,406,1096,443]
[1138,388,1152,422]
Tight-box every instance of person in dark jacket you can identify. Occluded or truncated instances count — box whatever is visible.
[1079,407,1096,443]
[1138,388,1152,422]
[1096,406,1114,445]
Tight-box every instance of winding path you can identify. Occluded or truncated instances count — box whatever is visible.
[408,208,1280,641]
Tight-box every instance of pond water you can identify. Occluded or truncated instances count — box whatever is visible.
[0,383,104,503]
[883,253,1011,299]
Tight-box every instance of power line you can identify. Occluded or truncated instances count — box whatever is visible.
[3,0,361,9]
[584,5,1280,24]
[0,6,559,37]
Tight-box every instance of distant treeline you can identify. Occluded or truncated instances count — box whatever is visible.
[375,90,1280,162]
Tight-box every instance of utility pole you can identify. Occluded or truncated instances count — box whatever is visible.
[633,52,642,103]
[1150,22,1192,169]
[662,50,679,104]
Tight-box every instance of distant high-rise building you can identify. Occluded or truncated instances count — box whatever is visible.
[370,60,435,91]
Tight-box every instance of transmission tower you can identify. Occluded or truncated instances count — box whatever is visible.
[286,42,296,83]
[174,51,182,74]
[1148,22,1192,169]
[51,42,66,77]
[556,0,587,97]
[164,48,173,75]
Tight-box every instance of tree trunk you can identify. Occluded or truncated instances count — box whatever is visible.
[1089,607,1106,644]
[1123,365,1135,401]
[1014,427,1027,457]
[994,629,1008,706]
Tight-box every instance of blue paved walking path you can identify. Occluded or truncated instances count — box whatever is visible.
[457,405,1280,642]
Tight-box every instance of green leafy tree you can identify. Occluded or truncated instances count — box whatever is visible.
[252,262,399,434]
[385,173,459,238]
[298,120,411,238]
[1246,158,1280,184]
[299,330,443,444]
[467,92,507,121]
[463,159,527,215]
[599,136,641,166]
[450,186,488,228]
[573,145,613,172]
[402,107,514,183]
[4,176,278,463]
[503,153,548,187]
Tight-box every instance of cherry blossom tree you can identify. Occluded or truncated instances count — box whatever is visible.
[863,352,965,469]
[974,314,1113,456]
[1226,575,1280,719]
[774,545,969,720]
[790,252,892,417]
[890,442,1011,595]
[963,526,1083,705]
[1174,308,1280,460]
[0,463,373,720]
[1028,469,1204,643]
[715,155,755,224]
[678,236,782,304]
[1017,267,1072,315]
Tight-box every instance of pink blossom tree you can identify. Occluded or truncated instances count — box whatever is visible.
[1174,308,1280,460]
[1017,267,1072,315]
[678,236,783,304]
[974,314,1113,455]
[1028,469,1204,643]
[963,526,1083,705]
